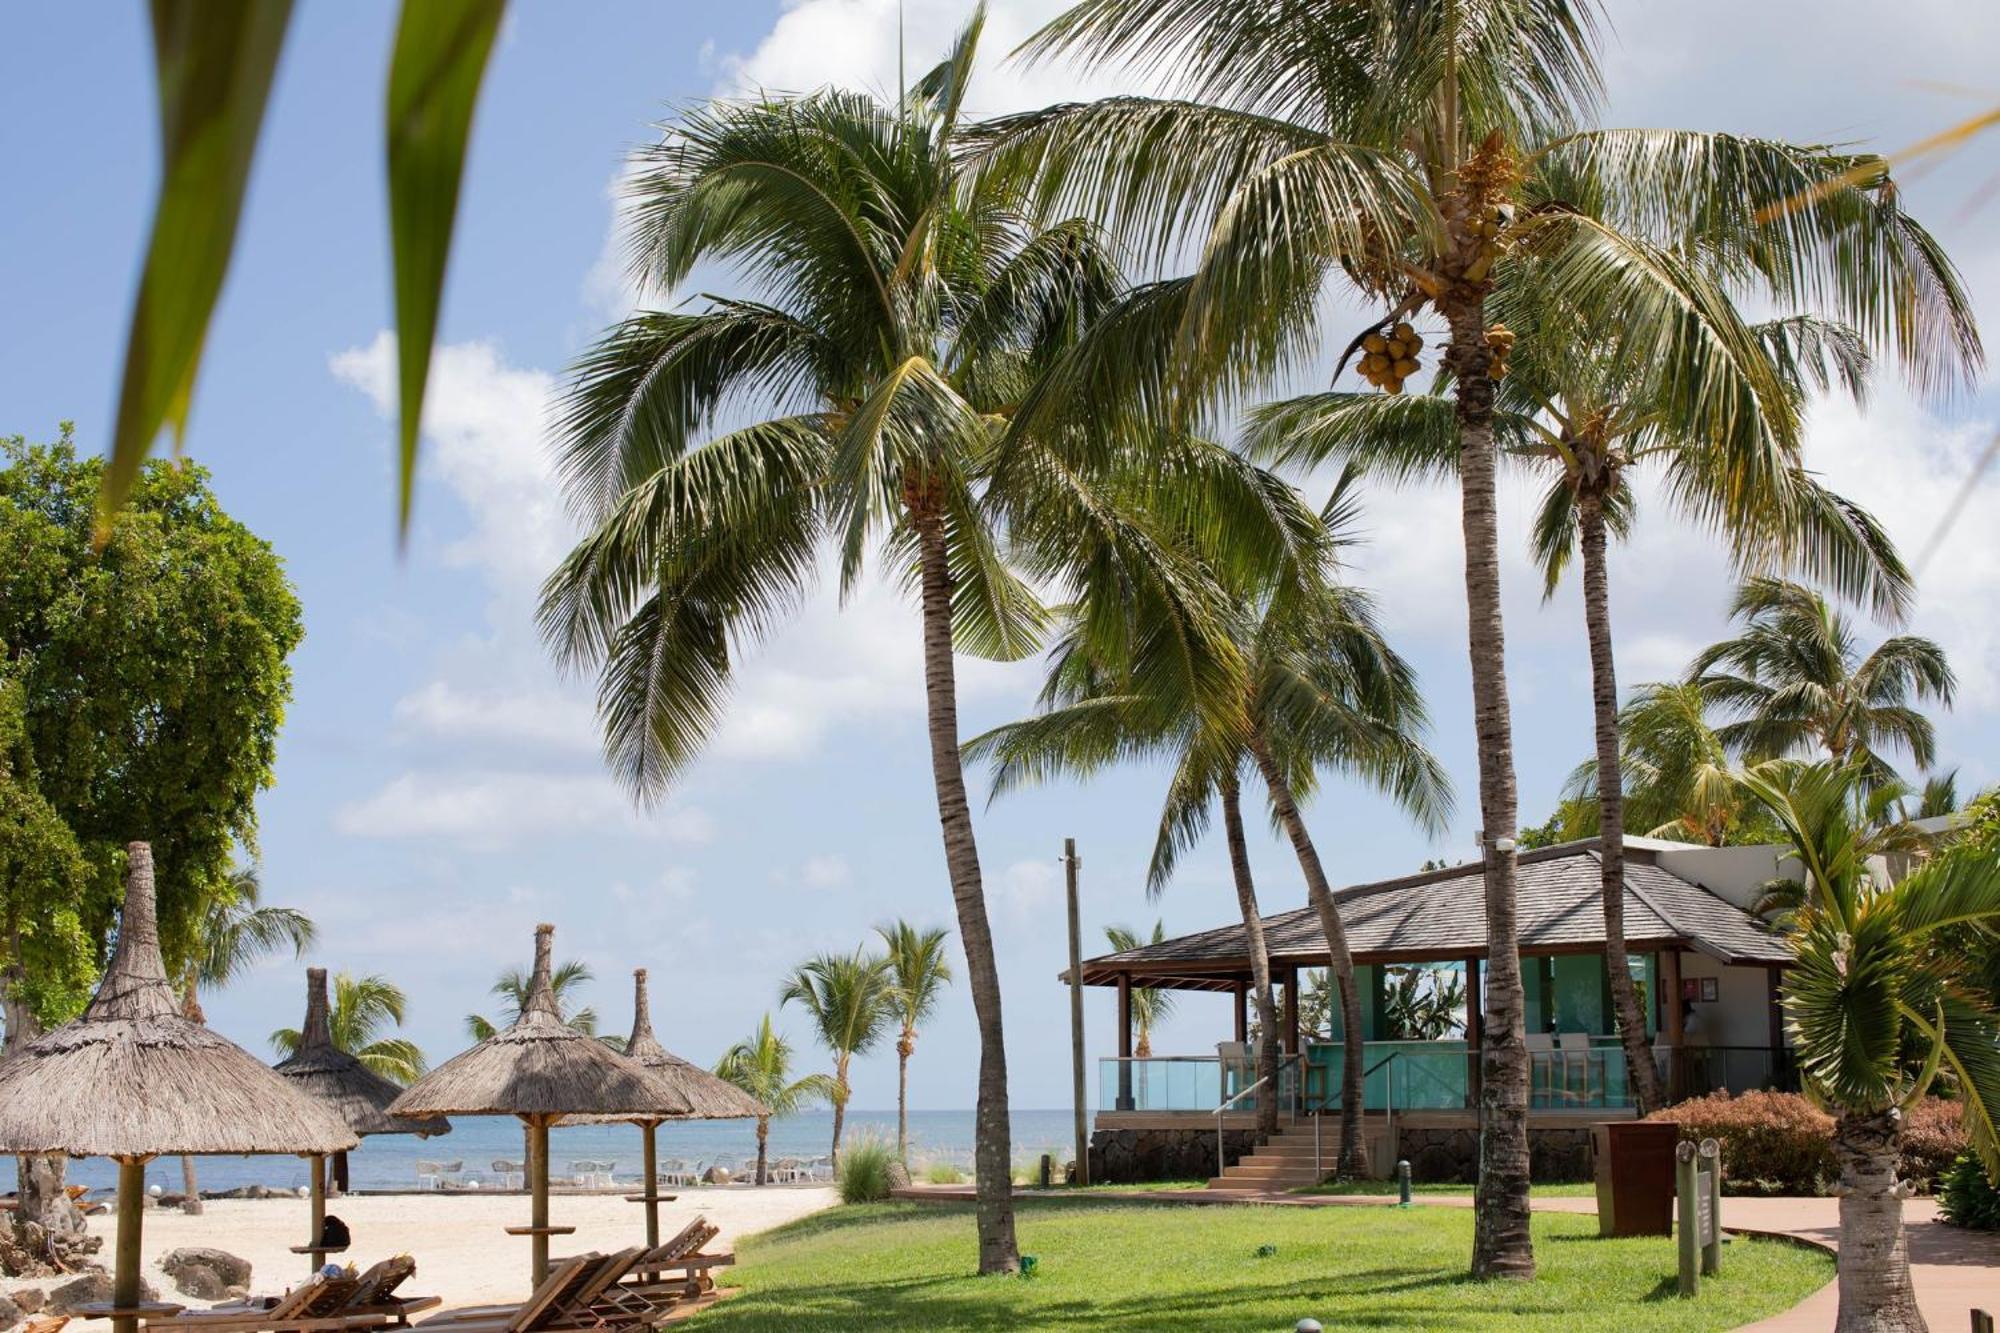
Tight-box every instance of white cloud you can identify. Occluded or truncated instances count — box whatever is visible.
[392,680,598,752]
[333,771,713,844]
[995,857,1060,926]
[801,854,852,890]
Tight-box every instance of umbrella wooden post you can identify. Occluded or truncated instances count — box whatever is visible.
[530,1115,550,1283]
[113,1156,146,1333]
[642,1122,659,1248]
[309,1154,326,1277]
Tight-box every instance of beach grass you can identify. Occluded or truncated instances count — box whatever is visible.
[695,1198,1829,1330]
[1293,1179,1598,1197]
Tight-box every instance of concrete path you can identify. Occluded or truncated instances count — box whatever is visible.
[891,1183,2000,1328]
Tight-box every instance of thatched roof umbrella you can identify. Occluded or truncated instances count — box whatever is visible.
[274,967,450,1273]
[0,844,357,1333]
[388,924,691,1285]
[566,969,766,1245]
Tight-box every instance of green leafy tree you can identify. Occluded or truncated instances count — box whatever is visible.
[2,425,301,1233]
[536,13,1300,1272]
[1104,923,1176,1058]
[714,1014,839,1187]
[1693,578,1956,785]
[467,958,598,1039]
[779,949,894,1170]
[876,921,953,1164]
[272,971,429,1085]
[969,481,1448,1170]
[1382,965,1466,1041]
[1733,759,2000,1330]
[174,864,315,1212]
[988,0,1973,1275]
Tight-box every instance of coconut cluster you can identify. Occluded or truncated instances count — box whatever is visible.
[1486,324,1516,380]
[1359,322,1424,394]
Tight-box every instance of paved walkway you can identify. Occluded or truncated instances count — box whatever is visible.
[891,1184,2000,1328]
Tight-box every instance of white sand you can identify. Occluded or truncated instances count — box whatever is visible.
[5,1187,834,1313]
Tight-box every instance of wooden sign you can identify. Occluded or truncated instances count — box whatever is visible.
[1675,1138,1723,1296]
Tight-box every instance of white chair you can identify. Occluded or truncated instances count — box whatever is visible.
[1524,1032,1555,1105]
[415,1160,443,1191]
[491,1159,525,1190]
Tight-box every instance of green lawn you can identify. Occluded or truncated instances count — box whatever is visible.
[691,1199,1829,1331]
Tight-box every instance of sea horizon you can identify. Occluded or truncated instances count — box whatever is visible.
[4,1108,1088,1195]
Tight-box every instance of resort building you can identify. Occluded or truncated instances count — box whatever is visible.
[1068,836,1802,1185]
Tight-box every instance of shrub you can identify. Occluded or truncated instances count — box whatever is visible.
[1899,1098,1966,1191]
[836,1136,896,1205]
[1646,1091,1967,1196]
[923,1162,966,1185]
[1938,1151,2000,1230]
[1647,1091,1834,1195]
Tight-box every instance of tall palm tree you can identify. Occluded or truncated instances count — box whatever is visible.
[987,1,1973,1272]
[779,948,894,1170]
[875,921,953,1164]
[176,864,315,1213]
[466,958,598,1040]
[1103,923,1175,1058]
[1693,578,1956,785]
[1558,681,1774,849]
[271,971,428,1085]
[970,492,1449,1173]
[1732,759,2000,1332]
[537,12,1303,1272]
[715,1015,839,1187]
[1254,297,1914,1114]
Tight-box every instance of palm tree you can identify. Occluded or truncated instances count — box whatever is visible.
[466,958,598,1040]
[1693,578,1956,785]
[537,12,1302,1272]
[1256,297,1914,1115]
[876,921,953,1164]
[1731,759,2000,1331]
[1558,681,1774,849]
[969,491,1449,1172]
[176,864,315,1213]
[989,0,1975,1276]
[271,971,428,1084]
[1103,923,1175,1058]
[779,948,894,1170]
[714,1015,839,1187]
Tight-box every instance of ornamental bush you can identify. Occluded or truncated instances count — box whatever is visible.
[1938,1151,2000,1230]
[1646,1091,1967,1195]
[836,1136,896,1205]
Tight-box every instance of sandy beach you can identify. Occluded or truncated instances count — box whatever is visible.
[4,1187,835,1313]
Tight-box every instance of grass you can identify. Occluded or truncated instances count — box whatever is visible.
[921,1163,965,1185]
[693,1198,1830,1331]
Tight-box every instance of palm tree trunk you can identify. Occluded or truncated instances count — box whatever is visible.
[755,1117,769,1187]
[913,505,1019,1273]
[1248,733,1366,1179]
[1220,775,1281,1140]
[1579,493,1664,1114]
[1832,1108,1924,1332]
[179,980,205,1215]
[1444,271,1533,1281]
[831,1054,849,1169]
[896,1034,913,1164]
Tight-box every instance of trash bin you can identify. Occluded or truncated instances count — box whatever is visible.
[1593,1120,1678,1237]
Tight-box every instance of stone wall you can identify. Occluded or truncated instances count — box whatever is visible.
[1395,1126,1597,1183]
[1089,1127,1261,1183]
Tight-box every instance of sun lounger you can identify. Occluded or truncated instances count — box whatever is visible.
[620,1219,732,1303]
[412,1256,598,1331]
[342,1255,440,1326]
[418,1249,650,1332]
[139,1275,385,1333]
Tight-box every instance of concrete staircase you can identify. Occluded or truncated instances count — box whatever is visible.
[1205,1119,1335,1191]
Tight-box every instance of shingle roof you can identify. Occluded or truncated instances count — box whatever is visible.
[1072,843,1790,990]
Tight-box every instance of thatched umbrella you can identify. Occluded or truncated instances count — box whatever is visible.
[274,967,450,1273]
[0,844,357,1333]
[566,969,765,1246]
[388,924,692,1284]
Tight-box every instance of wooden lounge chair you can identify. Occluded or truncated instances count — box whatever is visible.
[139,1275,384,1333]
[621,1219,732,1304]
[343,1256,440,1327]
[418,1249,648,1333]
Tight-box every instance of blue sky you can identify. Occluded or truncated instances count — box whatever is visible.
[3,0,1996,1112]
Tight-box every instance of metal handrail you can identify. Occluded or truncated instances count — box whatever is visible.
[1212,1052,1306,1177]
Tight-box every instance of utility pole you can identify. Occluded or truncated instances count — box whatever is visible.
[1064,837,1089,1186]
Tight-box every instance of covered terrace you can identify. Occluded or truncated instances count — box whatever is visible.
[1069,839,1796,1134]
